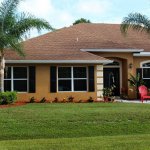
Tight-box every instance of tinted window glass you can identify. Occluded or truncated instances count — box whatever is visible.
[13,67,27,79]
[4,67,11,79]
[73,67,86,78]
[105,61,119,66]
[58,67,71,78]
[4,80,11,91]
[143,68,150,78]
[58,80,71,91]
[14,80,27,92]
[74,79,87,91]
[143,63,150,67]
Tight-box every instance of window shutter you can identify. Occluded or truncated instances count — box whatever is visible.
[136,68,142,80]
[88,66,95,92]
[29,66,36,93]
[50,66,57,92]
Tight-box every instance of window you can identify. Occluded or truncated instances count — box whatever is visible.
[4,67,28,92]
[104,61,120,66]
[58,66,87,92]
[141,62,150,88]
[142,63,150,79]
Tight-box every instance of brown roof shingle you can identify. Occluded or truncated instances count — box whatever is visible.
[5,23,150,61]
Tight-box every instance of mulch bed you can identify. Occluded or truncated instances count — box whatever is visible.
[0,102,27,108]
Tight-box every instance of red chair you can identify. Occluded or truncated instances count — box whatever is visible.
[138,85,150,103]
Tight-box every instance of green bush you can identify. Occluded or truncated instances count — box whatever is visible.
[0,91,17,105]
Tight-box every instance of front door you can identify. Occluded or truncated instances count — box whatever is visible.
[103,68,120,96]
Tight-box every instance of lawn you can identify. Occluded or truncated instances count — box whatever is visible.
[0,103,150,149]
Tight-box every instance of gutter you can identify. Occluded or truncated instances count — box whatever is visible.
[6,59,113,65]
[133,52,150,56]
[81,49,144,52]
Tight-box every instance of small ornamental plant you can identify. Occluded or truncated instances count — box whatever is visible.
[67,96,74,102]
[103,85,116,101]
[53,97,58,103]
[40,97,47,103]
[87,96,94,102]
[29,97,36,103]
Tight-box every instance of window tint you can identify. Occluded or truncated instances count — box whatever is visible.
[58,80,71,91]
[4,80,11,91]
[58,67,71,78]
[13,67,27,78]
[58,66,87,92]
[4,66,28,92]
[142,63,150,67]
[4,67,11,79]
[14,80,27,92]
[73,67,86,78]
[74,80,87,91]
[143,68,150,78]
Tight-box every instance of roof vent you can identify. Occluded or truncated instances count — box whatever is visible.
[76,37,79,42]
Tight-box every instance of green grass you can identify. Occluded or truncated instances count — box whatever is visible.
[0,103,150,149]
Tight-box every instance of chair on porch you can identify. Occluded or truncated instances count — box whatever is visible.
[138,85,150,103]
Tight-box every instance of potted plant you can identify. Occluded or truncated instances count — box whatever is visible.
[102,85,116,102]
[128,73,145,99]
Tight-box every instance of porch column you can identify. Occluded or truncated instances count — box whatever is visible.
[96,65,103,100]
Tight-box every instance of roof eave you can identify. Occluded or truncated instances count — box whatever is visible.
[81,49,144,52]
[6,60,113,65]
[133,52,150,56]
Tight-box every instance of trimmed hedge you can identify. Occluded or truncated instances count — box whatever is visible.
[0,91,17,105]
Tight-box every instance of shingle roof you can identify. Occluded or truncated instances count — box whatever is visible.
[5,23,150,62]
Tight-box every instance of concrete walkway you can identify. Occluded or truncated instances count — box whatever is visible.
[115,99,150,104]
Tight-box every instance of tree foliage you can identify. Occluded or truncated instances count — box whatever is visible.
[0,0,53,92]
[0,0,53,56]
[73,18,91,25]
[120,13,150,34]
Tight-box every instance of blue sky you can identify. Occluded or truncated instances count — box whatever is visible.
[18,0,150,28]
[1,0,150,37]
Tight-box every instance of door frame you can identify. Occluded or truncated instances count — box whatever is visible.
[103,60,122,94]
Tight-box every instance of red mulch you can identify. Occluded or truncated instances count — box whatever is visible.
[0,102,27,108]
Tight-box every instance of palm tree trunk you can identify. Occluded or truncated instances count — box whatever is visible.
[0,53,5,92]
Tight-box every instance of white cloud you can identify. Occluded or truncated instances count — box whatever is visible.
[77,0,112,14]
[57,11,74,26]
[18,0,54,19]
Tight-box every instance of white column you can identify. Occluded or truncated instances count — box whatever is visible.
[96,65,103,100]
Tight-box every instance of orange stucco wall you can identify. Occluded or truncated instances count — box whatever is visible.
[7,53,150,101]
[11,64,98,102]
[92,52,150,99]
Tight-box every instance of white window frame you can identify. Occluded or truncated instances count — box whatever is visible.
[57,66,88,92]
[140,61,150,79]
[4,66,29,93]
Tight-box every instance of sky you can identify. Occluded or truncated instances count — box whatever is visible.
[1,0,150,37]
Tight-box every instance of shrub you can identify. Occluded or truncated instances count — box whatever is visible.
[53,97,58,103]
[67,96,74,102]
[87,96,94,102]
[29,97,35,103]
[0,91,17,105]
[40,97,46,103]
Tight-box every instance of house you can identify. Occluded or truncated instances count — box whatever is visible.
[4,23,150,101]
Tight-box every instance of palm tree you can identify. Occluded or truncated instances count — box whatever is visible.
[0,0,53,92]
[120,13,150,34]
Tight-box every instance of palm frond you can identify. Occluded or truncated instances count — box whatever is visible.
[8,13,54,38]
[9,41,25,57]
[120,13,150,34]
[0,0,21,32]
